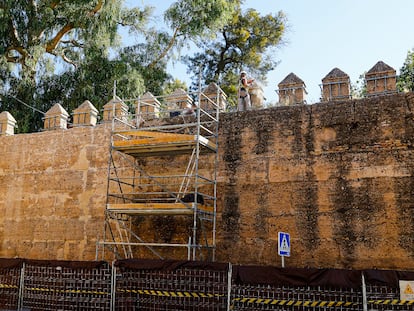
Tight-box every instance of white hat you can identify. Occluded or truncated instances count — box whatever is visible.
[240,71,247,75]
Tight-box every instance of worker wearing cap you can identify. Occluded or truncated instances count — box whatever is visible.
[238,71,254,111]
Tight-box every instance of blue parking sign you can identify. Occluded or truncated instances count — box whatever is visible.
[278,232,290,257]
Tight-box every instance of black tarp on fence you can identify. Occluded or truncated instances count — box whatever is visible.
[0,258,413,310]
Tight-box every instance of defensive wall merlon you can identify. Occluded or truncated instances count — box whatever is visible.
[0,60,399,135]
[276,60,398,106]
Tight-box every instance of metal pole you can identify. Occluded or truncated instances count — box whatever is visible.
[192,66,203,260]
[136,95,141,128]
[281,256,285,268]
[113,80,117,100]
[362,272,368,311]
[227,263,232,311]
[188,236,191,260]
[111,261,116,311]
[95,234,100,261]
[18,262,25,311]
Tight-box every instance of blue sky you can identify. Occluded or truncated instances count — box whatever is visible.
[126,1,414,104]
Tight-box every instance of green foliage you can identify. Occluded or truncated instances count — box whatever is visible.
[163,79,188,95]
[397,49,414,92]
[0,0,153,132]
[1,79,41,133]
[351,73,367,99]
[35,50,148,123]
[118,30,172,95]
[164,0,238,38]
[1,0,129,76]
[0,1,287,132]
[184,7,286,108]
[148,0,239,67]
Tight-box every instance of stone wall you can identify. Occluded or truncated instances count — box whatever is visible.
[0,93,414,270]
[0,124,111,260]
[217,92,414,270]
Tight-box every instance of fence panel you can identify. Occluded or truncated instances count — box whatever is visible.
[230,266,365,311]
[114,259,230,311]
[365,270,414,311]
[366,284,410,311]
[0,258,413,310]
[21,260,111,311]
[231,284,363,311]
[0,259,22,310]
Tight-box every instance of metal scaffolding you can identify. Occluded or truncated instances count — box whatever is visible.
[96,85,224,262]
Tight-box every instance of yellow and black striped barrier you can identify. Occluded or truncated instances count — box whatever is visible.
[0,282,108,295]
[1,282,414,307]
[118,288,220,298]
[233,297,357,307]
[233,297,414,307]
[25,287,108,296]
[367,299,414,306]
[0,283,18,289]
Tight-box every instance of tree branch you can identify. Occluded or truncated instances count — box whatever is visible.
[6,46,28,65]
[61,39,84,48]
[4,0,103,71]
[5,55,21,63]
[46,1,103,54]
[50,1,60,9]
[88,0,103,16]
[45,22,74,54]
[117,21,134,27]
[216,31,231,75]
[61,50,77,68]
[9,18,21,46]
[30,0,37,13]
[148,27,181,69]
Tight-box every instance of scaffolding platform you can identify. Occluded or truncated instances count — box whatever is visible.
[107,202,214,215]
[112,130,217,157]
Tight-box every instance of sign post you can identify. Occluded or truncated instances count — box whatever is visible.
[278,232,290,268]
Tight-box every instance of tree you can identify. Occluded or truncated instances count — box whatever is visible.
[0,0,151,79]
[0,0,152,132]
[397,49,414,92]
[184,7,286,107]
[351,73,367,99]
[163,79,188,95]
[118,30,173,96]
[0,1,279,132]
[35,51,147,118]
[150,0,239,68]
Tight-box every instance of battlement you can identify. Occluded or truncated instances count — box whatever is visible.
[0,82,227,136]
[276,60,398,105]
[0,61,401,135]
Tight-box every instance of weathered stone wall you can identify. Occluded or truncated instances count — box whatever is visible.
[0,124,111,260]
[1,93,414,270]
[217,92,414,270]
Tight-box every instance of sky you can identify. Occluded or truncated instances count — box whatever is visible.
[126,0,414,104]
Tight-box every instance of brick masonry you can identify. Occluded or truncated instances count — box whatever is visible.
[1,93,414,270]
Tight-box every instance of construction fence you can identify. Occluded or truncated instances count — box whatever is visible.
[0,258,413,310]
